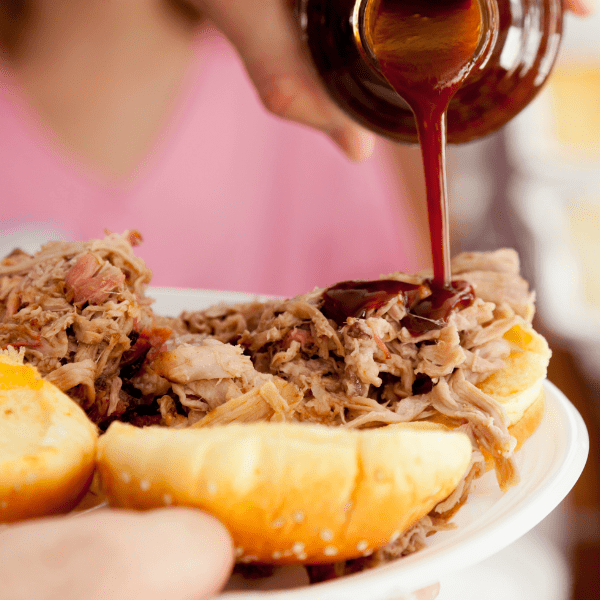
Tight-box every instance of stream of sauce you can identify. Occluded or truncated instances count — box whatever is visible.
[321,0,489,331]
[364,0,487,285]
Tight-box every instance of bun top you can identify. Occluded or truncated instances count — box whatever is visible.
[0,349,98,523]
[97,420,472,564]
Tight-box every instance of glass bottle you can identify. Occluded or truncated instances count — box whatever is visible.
[297,0,563,144]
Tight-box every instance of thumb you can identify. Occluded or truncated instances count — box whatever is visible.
[196,0,375,161]
[0,508,234,600]
[564,0,595,15]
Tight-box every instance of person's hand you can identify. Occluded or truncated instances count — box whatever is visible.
[0,508,234,600]
[192,0,593,163]
[193,0,376,162]
[193,0,593,163]
[564,0,595,15]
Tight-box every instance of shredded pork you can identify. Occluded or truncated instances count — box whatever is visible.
[0,234,536,575]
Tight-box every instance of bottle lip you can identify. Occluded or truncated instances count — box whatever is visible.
[352,0,378,73]
[473,0,500,74]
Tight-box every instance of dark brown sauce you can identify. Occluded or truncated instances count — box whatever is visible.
[401,279,475,333]
[321,279,425,325]
[299,0,562,144]
[304,0,548,332]
[321,278,475,334]
[364,0,490,285]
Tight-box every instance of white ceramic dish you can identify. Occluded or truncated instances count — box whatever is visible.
[146,287,589,599]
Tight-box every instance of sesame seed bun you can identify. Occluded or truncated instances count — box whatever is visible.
[0,351,98,523]
[96,421,472,564]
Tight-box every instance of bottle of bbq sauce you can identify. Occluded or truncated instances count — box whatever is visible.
[297,0,562,287]
[297,0,563,145]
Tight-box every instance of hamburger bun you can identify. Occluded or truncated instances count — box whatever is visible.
[429,322,550,447]
[507,390,544,453]
[478,323,550,468]
[426,322,549,478]
[96,421,472,564]
[477,323,550,431]
[0,350,98,523]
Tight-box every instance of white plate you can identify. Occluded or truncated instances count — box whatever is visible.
[148,287,589,600]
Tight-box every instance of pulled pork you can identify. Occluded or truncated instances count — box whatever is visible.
[0,235,535,574]
[0,231,155,425]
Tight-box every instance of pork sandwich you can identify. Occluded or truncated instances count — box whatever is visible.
[0,233,551,573]
[95,319,549,567]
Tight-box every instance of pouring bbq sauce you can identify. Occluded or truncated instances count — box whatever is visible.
[321,279,475,334]
[306,0,559,332]
[319,0,483,332]
[362,0,495,285]
[297,0,562,144]
[298,0,562,285]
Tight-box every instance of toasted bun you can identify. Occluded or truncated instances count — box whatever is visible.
[476,323,551,431]
[509,389,545,451]
[480,389,545,472]
[425,323,549,469]
[96,421,472,564]
[473,323,549,470]
[0,351,98,523]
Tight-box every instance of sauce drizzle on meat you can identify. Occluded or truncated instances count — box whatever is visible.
[364,0,492,285]
[321,278,475,334]
[321,279,424,325]
[402,279,475,334]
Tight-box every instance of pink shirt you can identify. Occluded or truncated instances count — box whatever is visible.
[0,30,422,297]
